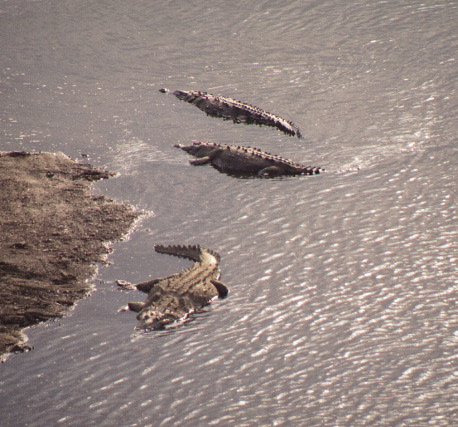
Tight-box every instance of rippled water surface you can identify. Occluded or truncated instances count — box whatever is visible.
[1,0,457,426]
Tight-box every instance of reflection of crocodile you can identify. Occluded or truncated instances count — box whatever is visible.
[120,244,228,330]
[174,142,322,177]
[159,88,302,138]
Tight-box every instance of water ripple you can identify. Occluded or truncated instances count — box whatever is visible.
[1,0,457,426]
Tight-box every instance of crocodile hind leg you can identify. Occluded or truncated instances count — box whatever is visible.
[258,166,283,176]
[211,279,229,298]
[135,272,181,293]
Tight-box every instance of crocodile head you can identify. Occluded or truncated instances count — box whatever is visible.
[135,292,192,330]
[136,309,180,330]
[174,142,217,157]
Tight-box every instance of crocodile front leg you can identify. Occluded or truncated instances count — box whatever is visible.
[127,302,145,312]
[189,156,212,165]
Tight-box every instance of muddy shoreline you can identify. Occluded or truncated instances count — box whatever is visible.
[0,151,140,361]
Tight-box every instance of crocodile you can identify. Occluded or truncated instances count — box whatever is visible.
[120,244,228,330]
[174,142,322,177]
[159,88,302,138]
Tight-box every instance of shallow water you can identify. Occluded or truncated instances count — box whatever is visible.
[1,0,457,426]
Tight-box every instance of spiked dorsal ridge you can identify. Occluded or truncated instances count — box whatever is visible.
[154,244,221,263]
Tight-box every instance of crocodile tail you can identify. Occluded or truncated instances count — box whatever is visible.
[274,118,302,139]
[205,247,221,263]
[154,244,221,263]
[154,244,205,262]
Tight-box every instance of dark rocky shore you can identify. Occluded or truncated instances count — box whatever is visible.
[0,151,139,361]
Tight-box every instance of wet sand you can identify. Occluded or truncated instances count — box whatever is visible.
[0,151,139,361]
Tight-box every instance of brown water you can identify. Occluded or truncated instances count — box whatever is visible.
[1,1,457,426]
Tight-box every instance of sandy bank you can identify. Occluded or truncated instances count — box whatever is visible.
[0,151,139,361]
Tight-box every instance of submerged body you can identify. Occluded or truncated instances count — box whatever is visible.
[123,245,228,330]
[175,142,322,177]
[160,88,302,138]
